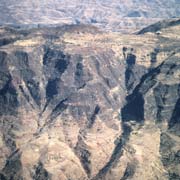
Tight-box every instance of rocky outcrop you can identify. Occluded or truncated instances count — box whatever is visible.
[138,19,180,34]
[121,52,180,179]
[0,20,179,180]
[0,25,126,180]
[123,47,147,94]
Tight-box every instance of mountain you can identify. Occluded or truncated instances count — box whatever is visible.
[0,19,179,180]
[138,18,180,34]
[0,0,180,32]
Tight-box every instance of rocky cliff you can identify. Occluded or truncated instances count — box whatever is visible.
[0,19,179,180]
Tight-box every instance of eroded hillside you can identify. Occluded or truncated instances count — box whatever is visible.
[0,0,180,32]
[0,20,179,180]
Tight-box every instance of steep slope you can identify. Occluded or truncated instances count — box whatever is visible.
[0,25,126,180]
[0,0,180,32]
[0,19,179,180]
[121,52,180,179]
[120,22,180,180]
[138,18,180,34]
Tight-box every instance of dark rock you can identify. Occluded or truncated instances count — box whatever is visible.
[75,60,86,89]
[75,136,91,177]
[0,51,7,68]
[121,91,144,122]
[169,98,180,135]
[46,79,58,100]
[169,173,180,180]
[49,98,68,121]
[1,151,23,180]
[121,163,136,180]
[87,105,100,128]
[138,19,180,34]
[32,162,51,180]
[0,75,18,116]
[27,80,41,106]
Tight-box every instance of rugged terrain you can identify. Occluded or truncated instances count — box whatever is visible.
[0,0,180,32]
[0,19,180,180]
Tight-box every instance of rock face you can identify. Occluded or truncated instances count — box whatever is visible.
[0,0,180,32]
[0,19,180,180]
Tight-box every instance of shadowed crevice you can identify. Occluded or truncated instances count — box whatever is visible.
[121,91,144,122]
[92,123,132,180]
[49,98,68,121]
[120,163,136,180]
[32,162,51,180]
[0,150,23,180]
[169,98,180,135]
[87,105,100,128]
[74,135,91,178]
